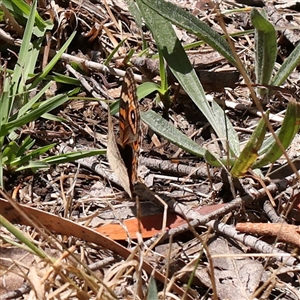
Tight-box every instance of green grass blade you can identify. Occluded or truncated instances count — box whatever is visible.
[41,149,106,164]
[15,161,49,171]
[15,149,106,171]
[16,136,35,156]
[15,81,53,119]
[2,141,19,165]
[30,31,76,89]
[0,214,48,259]
[104,38,127,66]
[0,80,11,128]
[10,144,56,167]
[0,94,69,136]
[41,113,66,122]
[2,0,53,36]
[50,72,80,85]
[11,0,38,97]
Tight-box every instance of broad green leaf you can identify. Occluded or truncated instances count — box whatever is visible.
[139,0,236,66]
[141,110,206,157]
[127,0,144,30]
[204,150,235,168]
[211,100,240,157]
[252,101,300,168]
[136,0,237,154]
[271,41,300,87]
[231,112,269,177]
[147,277,159,300]
[137,82,161,99]
[251,8,277,90]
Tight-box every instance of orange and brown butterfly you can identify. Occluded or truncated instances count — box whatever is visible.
[107,68,140,198]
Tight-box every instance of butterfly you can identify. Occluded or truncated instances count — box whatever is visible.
[107,68,140,198]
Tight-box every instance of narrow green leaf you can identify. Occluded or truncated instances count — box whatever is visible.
[15,161,49,172]
[2,141,19,165]
[15,149,106,171]
[50,72,80,85]
[104,38,127,66]
[2,0,53,35]
[231,112,269,177]
[110,100,120,116]
[11,0,38,98]
[204,150,235,168]
[15,81,53,120]
[0,84,11,129]
[41,113,66,122]
[10,144,56,167]
[30,31,76,89]
[16,136,35,156]
[158,49,168,92]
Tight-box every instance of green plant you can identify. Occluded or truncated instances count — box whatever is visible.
[0,1,105,187]
[133,0,300,177]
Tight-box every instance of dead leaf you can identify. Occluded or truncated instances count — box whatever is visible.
[197,237,265,299]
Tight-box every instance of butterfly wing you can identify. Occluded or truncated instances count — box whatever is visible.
[118,68,140,188]
[119,68,140,146]
[107,68,140,198]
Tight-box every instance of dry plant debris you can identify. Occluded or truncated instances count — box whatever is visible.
[1,0,300,299]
